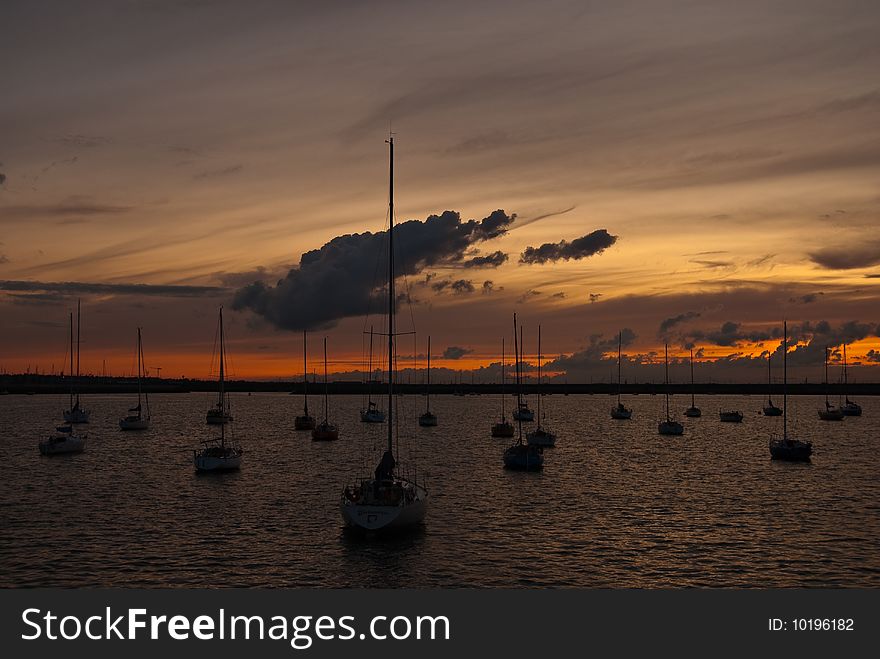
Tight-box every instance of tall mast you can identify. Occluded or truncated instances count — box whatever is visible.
[783,321,788,439]
[140,328,150,418]
[617,332,622,404]
[386,136,395,456]
[824,346,829,406]
[767,347,772,401]
[514,313,522,443]
[68,311,74,411]
[425,336,431,412]
[75,298,81,404]
[323,337,329,422]
[218,307,226,445]
[665,343,670,421]
[367,326,374,406]
[302,330,309,415]
[501,337,506,419]
[536,325,542,428]
[136,327,143,412]
[843,343,849,400]
[690,348,695,408]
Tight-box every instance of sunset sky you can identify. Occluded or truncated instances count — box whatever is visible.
[1,0,879,381]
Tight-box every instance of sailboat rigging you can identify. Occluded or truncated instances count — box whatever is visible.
[684,347,701,418]
[503,313,544,469]
[312,337,340,440]
[119,327,151,430]
[340,136,428,530]
[817,346,844,421]
[840,343,862,416]
[360,326,385,423]
[295,331,316,430]
[419,336,437,427]
[526,325,556,446]
[770,321,812,461]
[63,299,90,424]
[611,331,633,419]
[762,347,782,416]
[491,337,514,437]
[658,344,684,435]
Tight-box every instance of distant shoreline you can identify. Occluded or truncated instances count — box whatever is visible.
[1,374,878,396]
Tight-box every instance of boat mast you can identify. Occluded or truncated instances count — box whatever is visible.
[617,332,622,405]
[783,321,788,440]
[386,136,395,457]
[690,348,695,408]
[75,298,81,406]
[843,343,849,403]
[665,343,670,421]
[302,330,309,416]
[425,335,431,413]
[536,325,542,429]
[323,337,329,423]
[513,313,522,444]
[767,347,772,404]
[68,311,74,411]
[367,326,374,408]
[219,307,226,446]
[824,346,829,407]
[136,327,143,416]
[140,327,150,418]
[501,337,506,420]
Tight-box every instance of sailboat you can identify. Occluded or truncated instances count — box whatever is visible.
[119,327,151,430]
[294,330,316,430]
[658,344,684,435]
[313,337,340,440]
[504,313,544,469]
[840,344,862,416]
[418,336,437,427]
[194,307,242,471]
[683,347,701,417]
[206,312,233,425]
[770,321,812,461]
[41,310,87,454]
[512,324,535,422]
[762,347,782,416]
[491,337,515,437]
[817,346,844,421]
[526,325,556,446]
[360,326,385,423]
[610,331,632,419]
[340,136,428,530]
[63,299,90,424]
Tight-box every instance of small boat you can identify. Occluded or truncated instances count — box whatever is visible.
[341,136,427,530]
[719,410,744,422]
[770,322,812,461]
[658,344,684,435]
[683,347,701,417]
[505,313,544,468]
[194,308,242,472]
[39,425,86,455]
[360,326,386,423]
[418,336,438,427]
[63,300,90,424]
[817,346,844,421]
[491,337,515,437]
[527,324,556,447]
[119,327,151,430]
[762,348,782,416]
[840,344,862,416]
[512,403,535,422]
[294,330,316,430]
[610,331,632,419]
[312,337,339,441]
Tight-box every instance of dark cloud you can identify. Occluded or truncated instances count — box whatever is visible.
[658,311,701,335]
[54,134,112,148]
[233,209,515,330]
[0,173,6,186]
[789,292,823,304]
[442,346,473,360]
[684,320,781,348]
[588,293,602,303]
[809,240,880,269]
[193,164,243,180]
[517,289,542,303]
[450,279,475,294]
[544,328,637,373]
[462,250,508,268]
[551,291,566,299]
[865,350,880,363]
[0,279,226,298]
[0,254,8,264]
[520,229,618,264]
[0,199,132,221]
[482,280,499,294]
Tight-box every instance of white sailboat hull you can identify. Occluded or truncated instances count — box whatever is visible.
[340,480,428,531]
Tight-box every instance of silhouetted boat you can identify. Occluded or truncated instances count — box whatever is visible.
[39,424,86,455]
[770,322,812,461]
[527,324,556,447]
[683,347,701,418]
[491,337,515,437]
[360,326,386,423]
[294,330,316,431]
[119,327,151,430]
[341,136,427,530]
[658,344,683,435]
[313,337,339,441]
[610,330,632,419]
[419,336,437,427]
[63,300,90,424]
[840,343,862,416]
[762,348,782,416]
[194,307,242,471]
[817,346,844,421]
[719,410,743,422]
[505,313,544,469]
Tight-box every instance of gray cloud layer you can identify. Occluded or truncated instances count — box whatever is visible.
[520,229,618,265]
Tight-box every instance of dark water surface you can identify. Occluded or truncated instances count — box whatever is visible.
[2,392,878,588]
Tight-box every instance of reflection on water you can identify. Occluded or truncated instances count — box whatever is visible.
[1,392,878,587]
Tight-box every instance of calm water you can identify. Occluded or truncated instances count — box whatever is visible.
[1,392,878,588]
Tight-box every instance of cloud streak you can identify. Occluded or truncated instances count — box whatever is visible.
[520,229,618,265]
